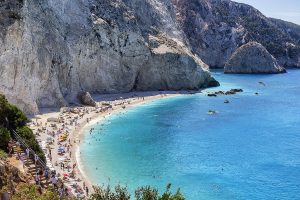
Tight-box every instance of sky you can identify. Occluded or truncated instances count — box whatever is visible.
[234,0,300,25]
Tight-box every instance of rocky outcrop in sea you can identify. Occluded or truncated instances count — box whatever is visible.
[224,42,286,74]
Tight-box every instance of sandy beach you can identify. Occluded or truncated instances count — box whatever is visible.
[28,91,188,198]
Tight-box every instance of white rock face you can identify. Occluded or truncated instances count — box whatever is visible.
[224,42,286,74]
[0,0,217,114]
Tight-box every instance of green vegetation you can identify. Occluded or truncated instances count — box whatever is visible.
[91,184,185,200]
[91,184,130,200]
[0,149,7,159]
[16,126,45,162]
[0,94,45,162]
[0,127,11,150]
[1,184,60,200]
[0,94,27,130]
[136,184,184,200]
[239,16,290,57]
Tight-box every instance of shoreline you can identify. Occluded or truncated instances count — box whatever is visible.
[74,92,184,192]
[29,91,189,198]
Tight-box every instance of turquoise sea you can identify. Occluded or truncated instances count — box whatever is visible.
[79,70,300,200]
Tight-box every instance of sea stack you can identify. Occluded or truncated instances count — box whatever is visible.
[224,42,286,74]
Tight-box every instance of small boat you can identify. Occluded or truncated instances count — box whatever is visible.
[207,110,218,115]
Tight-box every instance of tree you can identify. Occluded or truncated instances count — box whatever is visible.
[0,94,27,130]
[0,127,10,150]
[159,184,185,200]
[136,184,185,200]
[91,184,185,200]
[91,184,131,200]
[135,186,159,200]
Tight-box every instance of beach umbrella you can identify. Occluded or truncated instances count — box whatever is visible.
[58,157,65,161]
[47,117,59,122]
[58,146,65,150]
[58,147,65,153]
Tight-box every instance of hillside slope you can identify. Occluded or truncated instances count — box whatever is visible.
[173,0,300,68]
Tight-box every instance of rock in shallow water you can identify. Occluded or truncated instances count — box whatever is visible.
[224,42,286,74]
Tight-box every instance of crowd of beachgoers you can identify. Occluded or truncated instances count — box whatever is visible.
[28,103,124,198]
[22,93,176,199]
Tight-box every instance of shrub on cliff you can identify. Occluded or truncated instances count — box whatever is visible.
[91,184,130,200]
[16,126,46,162]
[91,184,185,200]
[0,94,45,162]
[2,184,60,200]
[0,94,27,130]
[0,127,10,150]
[0,149,7,159]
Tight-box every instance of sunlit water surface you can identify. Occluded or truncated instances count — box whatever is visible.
[79,70,300,200]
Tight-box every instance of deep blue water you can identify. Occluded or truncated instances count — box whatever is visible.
[79,70,300,200]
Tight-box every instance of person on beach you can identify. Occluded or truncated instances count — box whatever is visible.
[26,148,30,158]
[45,168,49,181]
[35,172,40,185]
[59,185,65,199]
[61,162,65,170]
[50,175,58,189]
[34,153,38,166]
[86,186,89,197]
[20,153,25,168]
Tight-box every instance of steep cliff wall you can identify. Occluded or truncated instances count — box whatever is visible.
[1,0,300,114]
[0,0,216,114]
[173,0,300,68]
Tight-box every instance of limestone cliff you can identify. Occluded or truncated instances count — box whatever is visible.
[0,0,216,114]
[173,0,300,68]
[224,42,286,74]
[1,0,300,114]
